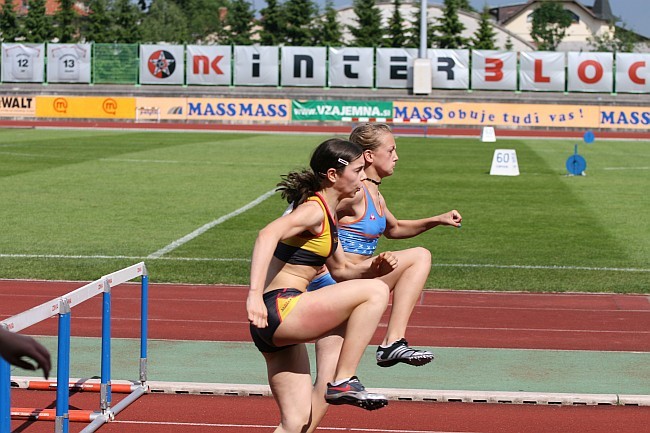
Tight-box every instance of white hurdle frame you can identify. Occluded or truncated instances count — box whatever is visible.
[0,262,149,433]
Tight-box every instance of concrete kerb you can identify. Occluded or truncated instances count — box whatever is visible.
[143,381,650,407]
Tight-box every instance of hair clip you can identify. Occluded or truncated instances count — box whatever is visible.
[337,158,349,166]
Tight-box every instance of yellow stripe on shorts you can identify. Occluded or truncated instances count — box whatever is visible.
[277,295,300,321]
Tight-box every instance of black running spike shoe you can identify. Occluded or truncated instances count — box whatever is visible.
[325,376,388,411]
[376,338,434,367]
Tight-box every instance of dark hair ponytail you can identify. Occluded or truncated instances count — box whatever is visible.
[277,138,363,206]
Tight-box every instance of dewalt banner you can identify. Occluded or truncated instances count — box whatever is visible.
[36,96,136,119]
[0,96,35,117]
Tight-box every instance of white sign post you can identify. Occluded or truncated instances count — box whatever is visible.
[490,149,519,176]
[480,126,496,142]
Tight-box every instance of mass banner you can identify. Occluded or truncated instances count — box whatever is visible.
[328,47,374,88]
[47,44,91,83]
[428,49,470,90]
[186,45,231,86]
[280,46,326,87]
[1,43,45,83]
[139,44,184,85]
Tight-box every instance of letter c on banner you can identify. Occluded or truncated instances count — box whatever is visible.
[578,60,603,84]
[629,61,646,85]
[485,58,503,82]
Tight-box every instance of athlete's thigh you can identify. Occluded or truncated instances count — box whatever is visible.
[264,345,312,420]
[275,279,383,344]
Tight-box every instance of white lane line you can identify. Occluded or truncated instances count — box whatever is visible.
[431,263,650,272]
[114,420,476,433]
[147,188,277,259]
[603,167,650,170]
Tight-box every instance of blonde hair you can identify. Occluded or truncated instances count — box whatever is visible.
[349,123,392,151]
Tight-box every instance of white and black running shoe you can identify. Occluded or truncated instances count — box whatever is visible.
[376,338,434,367]
[325,376,388,410]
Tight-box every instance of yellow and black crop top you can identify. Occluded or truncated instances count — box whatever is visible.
[273,193,339,266]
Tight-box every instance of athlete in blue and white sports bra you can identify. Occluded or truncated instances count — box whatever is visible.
[308,183,386,291]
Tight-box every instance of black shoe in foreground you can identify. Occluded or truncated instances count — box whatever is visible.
[376,338,434,367]
[325,376,388,411]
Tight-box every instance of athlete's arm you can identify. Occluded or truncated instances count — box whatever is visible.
[383,203,462,239]
[326,243,397,282]
[247,202,324,328]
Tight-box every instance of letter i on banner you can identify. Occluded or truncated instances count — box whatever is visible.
[490,149,519,176]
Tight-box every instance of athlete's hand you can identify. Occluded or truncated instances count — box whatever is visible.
[246,293,268,328]
[372,251,398,277]
[0,330,51,379]
[441,210,462,228]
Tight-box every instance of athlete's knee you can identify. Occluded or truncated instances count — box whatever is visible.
[280,411,312,433]
[370,280,390,304]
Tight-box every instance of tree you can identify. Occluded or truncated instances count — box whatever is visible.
[456,0,475,13]
[141,0,188,43]
[111,0,142,43]
[530,1,572,51]
[283,0,317,46]
[223,0,255,45]
[54,0,79,43]
[472,5,496,50]
[0,0,20,42]
[179,0,227,44]
[258,0,285,45]
[589,23,640,53]
[432,0,469,49]
[349,0,384,47]
[315,0,342,47]
[385,0,406,48]
[405,4,434,48]
[504,35,513,51]
[22,0,53,42]
[84,0,113,42]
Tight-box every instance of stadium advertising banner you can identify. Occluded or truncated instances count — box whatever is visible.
[281,47,327,87]
[234,46,279,86]
[376,48,418,89]
[0,96,35,117]
[186,45,231,86]
[471,50,517,91]
[615,53,649,94]
[135,97,291,122]
[599,106,650,129]
[567,52,613,93]
[1,43,45,83]
[519,51,566,92]
[36,96,136,119]
[427,49,470,90]
[47,44,91,83]
[328,47,374,88]
[140,44,185,85]
[293,100,392,121]
[393,101,598,128]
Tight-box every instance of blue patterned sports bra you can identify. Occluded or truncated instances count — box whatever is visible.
[338,184,386,256]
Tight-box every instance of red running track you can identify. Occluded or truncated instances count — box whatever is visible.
[1,280,648,351]
[2,280,649,433]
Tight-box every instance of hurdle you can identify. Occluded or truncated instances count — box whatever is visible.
[0,262,149,433]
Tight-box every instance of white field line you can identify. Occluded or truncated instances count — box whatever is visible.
[0,253,648,273]
[113,420,477,433]
[147,189,277,259]
[603,166,650,170]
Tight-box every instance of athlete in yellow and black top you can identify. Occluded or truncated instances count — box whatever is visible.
[251,193,338,352]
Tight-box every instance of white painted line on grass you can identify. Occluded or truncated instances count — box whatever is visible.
[147,188,277,259]
[603,167,650,170]
[0,253,648,273]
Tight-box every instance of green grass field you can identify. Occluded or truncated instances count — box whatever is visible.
[0,128,648,293]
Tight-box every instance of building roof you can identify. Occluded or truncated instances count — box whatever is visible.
[489,0,613,26]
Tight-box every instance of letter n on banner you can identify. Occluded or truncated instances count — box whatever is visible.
[186,45,231,86]
[471,50,516,91]
[281,46,326,87]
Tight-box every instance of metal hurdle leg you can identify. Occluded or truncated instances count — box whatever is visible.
[140,274,149,384]
[1,353,10,433]
[55,299,71,433]
[100,279,111,414]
